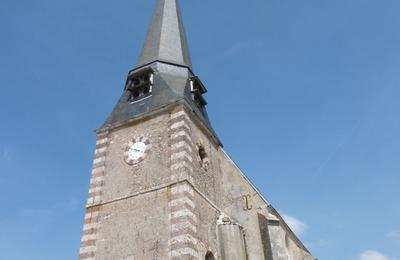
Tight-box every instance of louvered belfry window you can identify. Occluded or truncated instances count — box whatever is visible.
[190,76,207,114]
[127,68,154,103]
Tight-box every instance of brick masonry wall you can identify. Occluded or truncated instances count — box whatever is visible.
[168,108,199,259]
[80,131,109,260]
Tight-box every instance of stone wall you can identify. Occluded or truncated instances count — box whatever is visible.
[95,188,170,259]
[102,114,169,201]
[79,103,315,260]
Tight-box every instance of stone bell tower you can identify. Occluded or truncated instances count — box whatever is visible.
[79,0,316,259]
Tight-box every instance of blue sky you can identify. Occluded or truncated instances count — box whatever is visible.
[0,0,399,259]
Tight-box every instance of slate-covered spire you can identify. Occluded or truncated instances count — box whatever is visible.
[103,0,220,145]
[137,0,192,69]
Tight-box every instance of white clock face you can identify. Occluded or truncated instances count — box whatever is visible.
[127,142,146,161]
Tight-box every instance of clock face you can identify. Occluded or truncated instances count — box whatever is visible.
[124,137,150,165]
[127,142,146,161]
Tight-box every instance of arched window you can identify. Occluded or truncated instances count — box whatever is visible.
[205,251,215,260]
[198,144,207,162]
[196,143,210,171]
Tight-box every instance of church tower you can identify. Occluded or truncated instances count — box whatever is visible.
[79,0,316,259]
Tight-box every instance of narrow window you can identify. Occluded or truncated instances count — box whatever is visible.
[197,143,210,171]
[198,145,207,161]
[190,77,208,115]
[205,252,215,260]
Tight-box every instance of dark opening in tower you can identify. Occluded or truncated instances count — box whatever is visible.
[205,251,215,260]
[190,76,208,115]
[127,68,154,103]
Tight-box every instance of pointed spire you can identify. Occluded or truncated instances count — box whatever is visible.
[137,0,192,69]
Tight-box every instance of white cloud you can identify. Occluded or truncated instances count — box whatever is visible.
[359,250,389,260]
[281,214,308,237]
